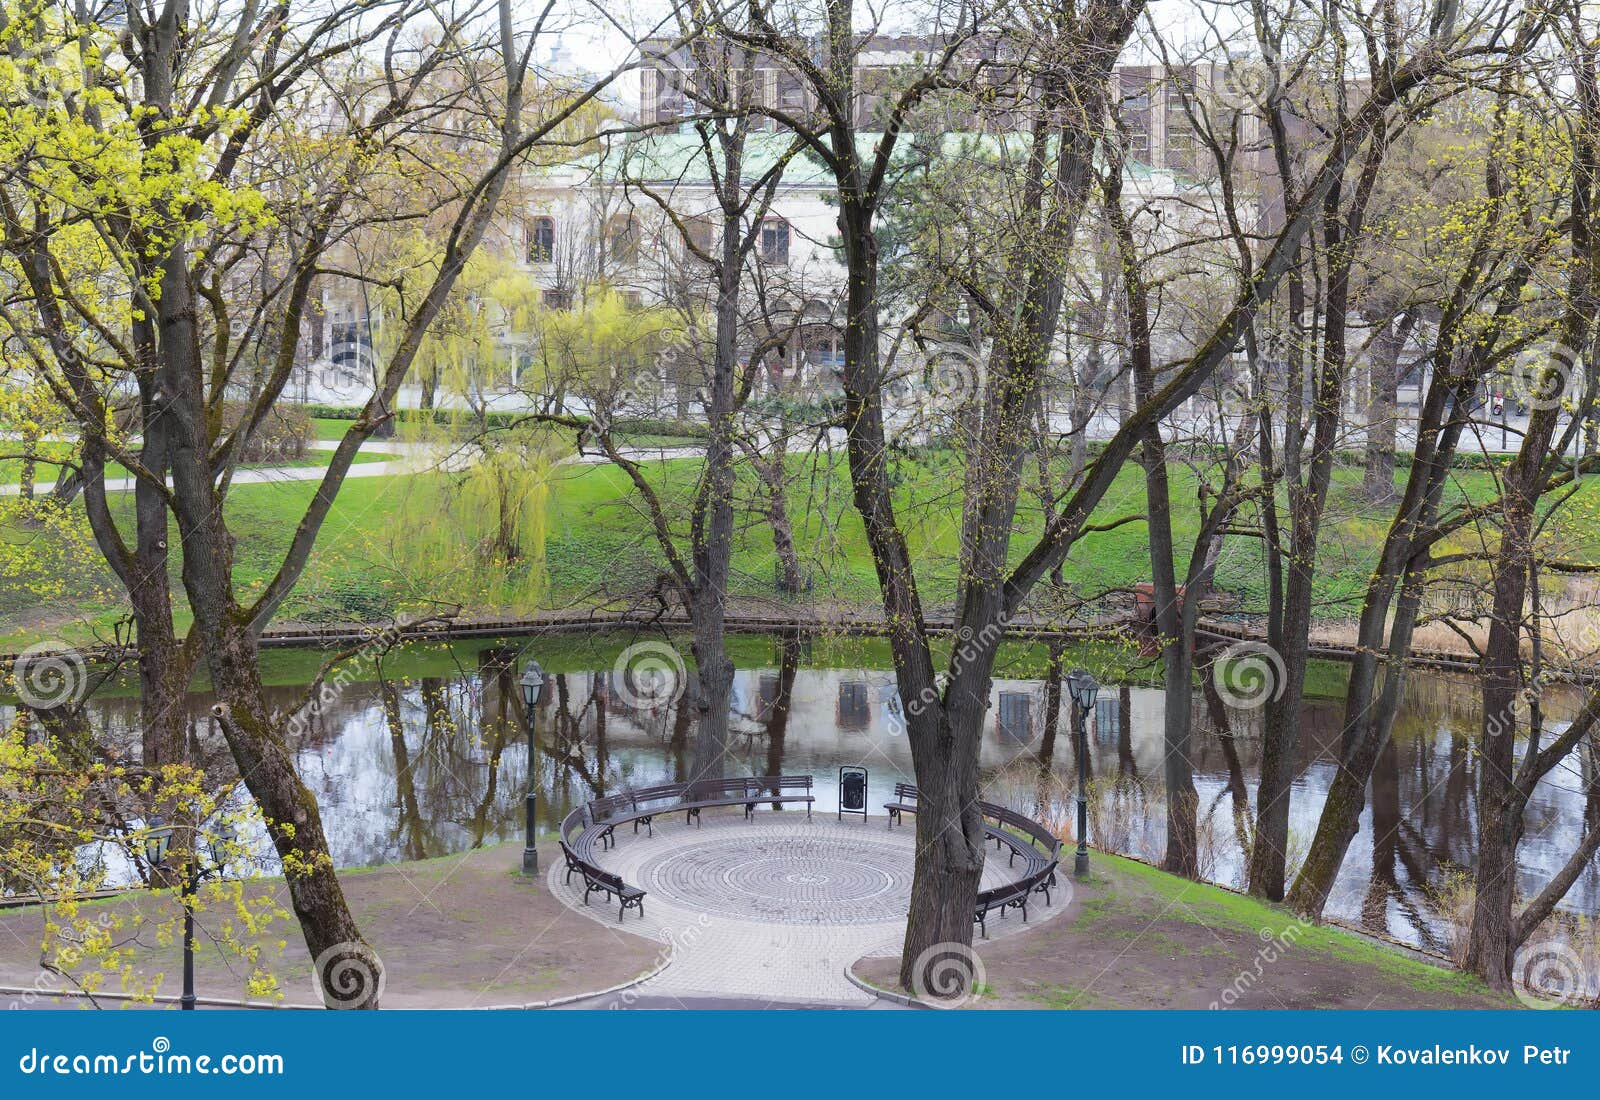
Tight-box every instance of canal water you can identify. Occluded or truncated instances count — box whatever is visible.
[41,633,1600,952]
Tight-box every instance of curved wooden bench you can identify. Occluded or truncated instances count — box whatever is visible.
[558,775,817,920]
[584,775,815,844]
[558,838,646,921]
[560,805,594,860]
[746,775,815,818]
[986,805,1061,875]
[882,783,1063,932]
[974,859,1060,937]
[884,781,919,825]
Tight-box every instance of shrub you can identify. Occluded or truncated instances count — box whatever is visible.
[109,401,312,462]
[223,402,311,463]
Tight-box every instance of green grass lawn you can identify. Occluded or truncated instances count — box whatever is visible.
[853,850,1508,1009]
[2,442,1593,650]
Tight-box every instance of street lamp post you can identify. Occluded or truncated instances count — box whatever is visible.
[143,821,233,1010]
[519,660,546,875]
[1065,669,1100,880]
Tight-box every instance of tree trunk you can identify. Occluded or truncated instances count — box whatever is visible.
[1039,641,1064,768]
[901,702,987,996]
[686,130,748,787]
[759,436,804,595]
[1249,136,1386,898]
[17,424,37,502]
[763,634,798,791]
[1289,356,1474,915]
[159,237,380,1007]
[1362,315,1409,502]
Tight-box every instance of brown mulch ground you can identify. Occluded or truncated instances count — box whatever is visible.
[0,843,660,1009]
[854,853,1514,1010]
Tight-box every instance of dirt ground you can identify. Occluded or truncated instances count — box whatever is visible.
[0,843,661,1009]
[854,853,1513,1010]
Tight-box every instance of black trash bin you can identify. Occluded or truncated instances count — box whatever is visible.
[839,766,868,821]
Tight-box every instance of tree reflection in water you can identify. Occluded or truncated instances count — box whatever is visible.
[63,642,1600,949]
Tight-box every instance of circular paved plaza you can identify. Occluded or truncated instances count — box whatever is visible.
[548,811,1069,1006]
[638,833,913,924]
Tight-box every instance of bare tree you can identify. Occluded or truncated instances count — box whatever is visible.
[0,0,671,1006]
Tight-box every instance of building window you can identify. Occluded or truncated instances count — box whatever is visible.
[607,214,640,266]
[1094,696,1120,746]
[836,680,870,730]
[622,290,643,311]
[760,217,790,265]
[756,673,780,721]
[542,288,571,311]
[997,692,1033,743]
[527,216,556,264]
[685,215,716,260]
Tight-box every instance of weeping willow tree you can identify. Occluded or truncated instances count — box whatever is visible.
[386,434,555,611]
[531,284,690,421]
[365,249,562,611]
[349,231,686,614]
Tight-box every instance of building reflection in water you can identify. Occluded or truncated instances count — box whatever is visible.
[48,644,1599,950]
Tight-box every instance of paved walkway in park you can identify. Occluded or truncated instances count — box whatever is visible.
[0,438,702,497]
[0,439,416,497]
[548,811,1068,1008]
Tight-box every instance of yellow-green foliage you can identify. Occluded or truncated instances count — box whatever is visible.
[0,718,288,1002]
[382,438,556,612]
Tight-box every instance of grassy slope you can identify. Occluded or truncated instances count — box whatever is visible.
[3,445,1593,650]
[854,851,1508,1009]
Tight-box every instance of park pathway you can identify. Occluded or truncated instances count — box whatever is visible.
[0,438,701,497]
[547,812,1067,1008]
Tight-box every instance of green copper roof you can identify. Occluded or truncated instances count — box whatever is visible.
[541,128,1174,189]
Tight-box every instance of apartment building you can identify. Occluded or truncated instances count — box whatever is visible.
[637,37,1264,180]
